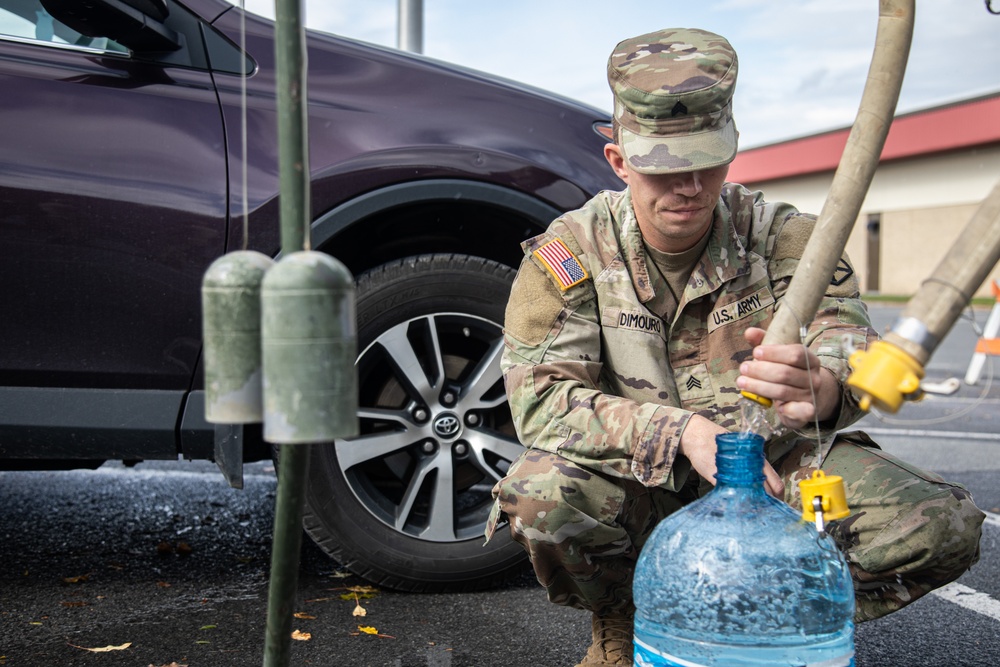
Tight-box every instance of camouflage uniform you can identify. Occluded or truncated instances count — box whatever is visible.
[486,184,984,622]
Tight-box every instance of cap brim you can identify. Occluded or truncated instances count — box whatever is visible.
[619,118,738,174]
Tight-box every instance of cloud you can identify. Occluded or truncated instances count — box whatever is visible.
[235,0,1000,146]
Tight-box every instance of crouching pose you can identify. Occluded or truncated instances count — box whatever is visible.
[486,27,984,667]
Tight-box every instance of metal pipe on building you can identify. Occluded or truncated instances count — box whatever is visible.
[397,0,423,53]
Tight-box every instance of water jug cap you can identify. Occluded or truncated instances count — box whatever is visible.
[799,469,850,523]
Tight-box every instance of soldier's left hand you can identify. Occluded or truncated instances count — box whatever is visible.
[736,327,841,431]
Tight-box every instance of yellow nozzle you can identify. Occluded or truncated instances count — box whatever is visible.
[740,390,772,408]
[847,340,924,413]
[799,469,850,523]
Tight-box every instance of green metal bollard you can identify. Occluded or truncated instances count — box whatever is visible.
[263,0,357,663]
[202,250,275,424]
[261,251,358,444]
[260,250,357,667]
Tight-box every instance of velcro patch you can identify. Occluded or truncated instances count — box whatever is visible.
[533,239,588,291]
[674,363,714,402]
[707,287,775,333]
[602,306,665,338]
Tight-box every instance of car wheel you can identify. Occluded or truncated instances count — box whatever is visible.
[301,253,530,592]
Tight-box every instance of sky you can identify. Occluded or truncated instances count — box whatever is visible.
[241,1,1000,148]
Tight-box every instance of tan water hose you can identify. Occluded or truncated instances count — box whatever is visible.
[847,179,1000,412]
[882,178,1000,366]
[761,0,915,346]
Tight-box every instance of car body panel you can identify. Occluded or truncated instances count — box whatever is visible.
[0,0,619,466]
[0,34,227,392]
[206,7,614,260]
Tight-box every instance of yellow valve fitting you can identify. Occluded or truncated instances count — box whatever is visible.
[846,340,924,413]
[740,390,772,408]
[799,469,850,523]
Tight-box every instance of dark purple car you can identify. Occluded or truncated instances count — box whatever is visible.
[0,0,619,592]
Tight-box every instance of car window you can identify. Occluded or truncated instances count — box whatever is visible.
[0,0,127,53]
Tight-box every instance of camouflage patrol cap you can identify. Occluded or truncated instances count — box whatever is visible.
[608,28,739,174]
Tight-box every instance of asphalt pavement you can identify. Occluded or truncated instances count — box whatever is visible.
[1,303,999,667]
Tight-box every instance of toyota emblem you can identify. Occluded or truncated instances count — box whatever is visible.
[433,414,461,438]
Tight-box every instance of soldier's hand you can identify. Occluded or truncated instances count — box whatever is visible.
[679,414,784,498]
[736,327,841,432]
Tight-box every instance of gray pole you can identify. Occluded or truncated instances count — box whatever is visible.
[397,0,423,53]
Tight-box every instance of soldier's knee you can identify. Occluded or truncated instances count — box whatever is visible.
[497,450,602,508]
[492,450,626,546]
[926,486,985,573]
[853,484,984,578]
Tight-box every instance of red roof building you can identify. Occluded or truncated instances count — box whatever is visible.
[729,92,1000,297]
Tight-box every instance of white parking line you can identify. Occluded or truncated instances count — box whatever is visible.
[926,512,1000,620]
[931,583,1000,622]
[861,427,1000,442]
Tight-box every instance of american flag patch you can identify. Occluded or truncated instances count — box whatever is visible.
[533,238,588,290]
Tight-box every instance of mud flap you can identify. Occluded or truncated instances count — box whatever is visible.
[214,423,245,489]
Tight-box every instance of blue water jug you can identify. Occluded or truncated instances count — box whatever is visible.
[633,432,855,666]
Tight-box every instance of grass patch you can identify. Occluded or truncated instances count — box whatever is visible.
[862,293,995,307]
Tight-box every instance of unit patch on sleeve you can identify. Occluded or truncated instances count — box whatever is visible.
[707,287,775,333]
[533,238,588,291]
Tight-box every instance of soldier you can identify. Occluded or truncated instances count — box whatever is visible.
[485,28,985,667]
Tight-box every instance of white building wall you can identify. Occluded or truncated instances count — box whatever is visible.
[739,144,1000,297]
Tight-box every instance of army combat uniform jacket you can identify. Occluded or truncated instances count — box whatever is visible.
[494,185,983,624]
[501,182,876,490]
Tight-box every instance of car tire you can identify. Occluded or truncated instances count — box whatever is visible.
[301,253,530,592]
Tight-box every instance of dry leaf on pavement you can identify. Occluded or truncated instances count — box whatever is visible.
[68,642,132,652]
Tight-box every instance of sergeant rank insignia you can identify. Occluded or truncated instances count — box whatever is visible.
[534,238,588,290]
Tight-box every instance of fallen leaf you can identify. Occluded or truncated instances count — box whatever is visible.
[60,601,89,608]
[350,590,368,617]
[328,570,352,579]
[351,626,395,639]
[339,590,376,601]
[293,612,316,620]
[157,542,174,555]
[62,574,89,584]
[176,542,192,556]
[157,581,172,588]
[199,624,217,630]
[195,640,211,645]
[68,642,132,652]
[304,597,334,603]
[291,630,311,641]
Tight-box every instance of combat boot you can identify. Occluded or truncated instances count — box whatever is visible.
[574,610,634,666]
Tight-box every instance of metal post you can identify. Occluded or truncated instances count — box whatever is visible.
[397,0,423,53]
[274,0,310,254]
[264,0,310,664]
[263,444,310,667]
